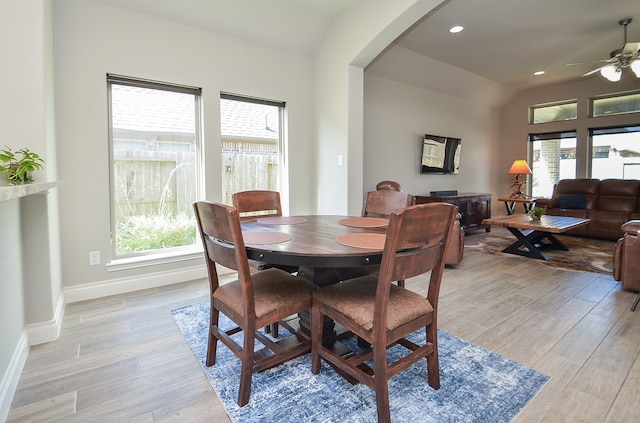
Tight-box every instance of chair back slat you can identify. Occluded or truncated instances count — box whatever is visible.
[391,243,445,282]
[362,190,415,218]
[232,190,283,220]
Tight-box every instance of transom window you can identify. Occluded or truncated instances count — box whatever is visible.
[530,101,577,124]
[592,92,640,117]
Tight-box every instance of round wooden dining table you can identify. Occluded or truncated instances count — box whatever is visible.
[240,214,389,286]
[241,214,389,355]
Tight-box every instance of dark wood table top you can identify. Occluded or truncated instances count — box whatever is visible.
[483,214,590,233]
[240,215,387,268]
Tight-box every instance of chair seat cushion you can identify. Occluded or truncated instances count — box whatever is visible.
[314,275,432,332]
[214,268,314,319]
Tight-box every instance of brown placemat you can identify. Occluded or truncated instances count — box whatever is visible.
[335,233,386,249]
[338,217,389,228]
[256,216,307,225]
[242,231,292,244]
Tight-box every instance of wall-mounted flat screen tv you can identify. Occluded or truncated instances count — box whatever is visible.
[420,134,461,174]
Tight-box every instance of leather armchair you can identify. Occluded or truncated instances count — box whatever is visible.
[444,212,464,266]
[613,220,640,311]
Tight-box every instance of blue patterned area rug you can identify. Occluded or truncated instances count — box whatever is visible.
[172,302,549,423]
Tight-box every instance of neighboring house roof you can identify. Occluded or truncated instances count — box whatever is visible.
[220,99,278,140]
[112,85,279,141]
[111,85,195,133]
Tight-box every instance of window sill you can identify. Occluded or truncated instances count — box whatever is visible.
[107,248,204,272]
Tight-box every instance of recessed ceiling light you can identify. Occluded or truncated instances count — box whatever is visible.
[534,70,545,76]
[449,26,464,34]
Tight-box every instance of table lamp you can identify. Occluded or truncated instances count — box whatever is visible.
[508,160,532,199]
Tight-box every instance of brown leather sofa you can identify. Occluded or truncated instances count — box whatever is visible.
[534,178,640,241]
[613,220,640,311]
[376,180,464,265]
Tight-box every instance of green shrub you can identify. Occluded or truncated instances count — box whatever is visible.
[116,212,196,254]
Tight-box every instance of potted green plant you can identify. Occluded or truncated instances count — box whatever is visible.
[527,206,546,221]
[0,146,45,184]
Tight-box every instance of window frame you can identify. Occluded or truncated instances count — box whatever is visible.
[219,93,288,211]
[589,125,640,179]
[530,100,577,124]
[591,91,640,117]
[528,130,578,198]
[106,74,203,264]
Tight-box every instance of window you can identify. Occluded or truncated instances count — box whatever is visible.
[220,94,286,206]
[592,92,640,117]
[529,131,577,198]
[107,75,202,258]
[590,126,640,179]
[530,101,577,124]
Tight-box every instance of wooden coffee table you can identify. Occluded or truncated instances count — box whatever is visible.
[482,214,590,260]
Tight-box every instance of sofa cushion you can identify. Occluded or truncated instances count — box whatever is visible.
[553,179,600,209]
[558,194,586,209]
[596,179,640,213]
[587,210,630,240]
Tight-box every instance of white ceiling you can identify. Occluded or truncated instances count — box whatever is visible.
[92,0,640,91]
[91,0,361,56]
[395,0,640,90]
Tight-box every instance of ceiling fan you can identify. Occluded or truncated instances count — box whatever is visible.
[565,18,640,82]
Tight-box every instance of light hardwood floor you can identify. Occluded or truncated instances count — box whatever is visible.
[8,246,640,422]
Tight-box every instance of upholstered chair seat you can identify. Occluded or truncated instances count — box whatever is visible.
[214,268,315,319]
[313,276,433,332]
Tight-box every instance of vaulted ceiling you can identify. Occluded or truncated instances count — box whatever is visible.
[93,0,640,91]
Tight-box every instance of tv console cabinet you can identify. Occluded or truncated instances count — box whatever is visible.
[415,192,493,234]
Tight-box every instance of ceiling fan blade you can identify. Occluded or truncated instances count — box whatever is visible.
[564,59,610,67]
[622,42,640,55]
[582,67,604,77]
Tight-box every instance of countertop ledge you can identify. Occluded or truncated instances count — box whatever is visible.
[0,181,58,202]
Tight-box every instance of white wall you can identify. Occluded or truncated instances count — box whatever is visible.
[0,0,59,419]
[363,46,504,199]
[54,0,315,291]
[313,0,448,215]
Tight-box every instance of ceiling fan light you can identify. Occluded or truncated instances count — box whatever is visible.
[600,65,622,82]
[631,60,640,78]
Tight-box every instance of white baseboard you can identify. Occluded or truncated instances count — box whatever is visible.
[0,331,29,423]
[63,264,209,303]
[27,291,65,346]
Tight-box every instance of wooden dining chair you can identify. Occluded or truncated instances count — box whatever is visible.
[232,189,298,336]
[193,201,315,407]
[361,189,415,218]
[358,189,415,287]
[311,202,456,423]
[374,180,464,266]
[232,190,283,221]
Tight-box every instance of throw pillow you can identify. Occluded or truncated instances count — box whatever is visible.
[558,194,587,210]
